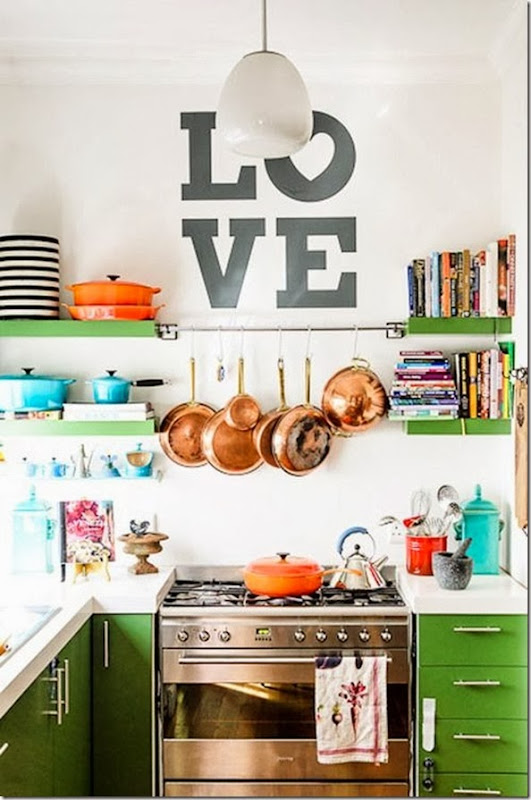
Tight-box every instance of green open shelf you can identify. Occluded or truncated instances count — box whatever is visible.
[404,418,512,435]
[0,420,157,436]
[0,320,157,337]
[407,317,512,335]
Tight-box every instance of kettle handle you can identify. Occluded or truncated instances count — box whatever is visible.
[336,526,375,559]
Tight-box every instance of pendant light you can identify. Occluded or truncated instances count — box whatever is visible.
[217,0,313,159]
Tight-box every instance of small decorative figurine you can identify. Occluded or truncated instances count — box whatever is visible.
[119,520,168,575]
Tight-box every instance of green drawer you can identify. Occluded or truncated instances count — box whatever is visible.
[419,615,527,666]
[419,719,527,773]
[418,772,528,797]
[419,666,527,719]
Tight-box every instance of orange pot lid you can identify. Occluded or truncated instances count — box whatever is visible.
[66,275,161,292]
[245,552,323,577]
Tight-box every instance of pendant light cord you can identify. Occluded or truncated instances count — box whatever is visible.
[261,0,268,51]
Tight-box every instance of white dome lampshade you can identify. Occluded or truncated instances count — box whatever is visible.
[217,2,313,158]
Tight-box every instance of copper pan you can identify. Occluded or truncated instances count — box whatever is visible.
[253,357,289,467]
[321,357,388,436]
[225,357,261,430]
[159,357,216,467]
[202,364,263,475]
[271,357,332,476]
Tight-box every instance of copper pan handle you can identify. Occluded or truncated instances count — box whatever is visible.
[278,358,287,408]
[238,357,245,395]
[305,356,311,405]
[189,357,196,404]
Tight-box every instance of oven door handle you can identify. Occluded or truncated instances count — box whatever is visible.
[177,655,393,664]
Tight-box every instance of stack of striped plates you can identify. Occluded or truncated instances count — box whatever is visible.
[0,234,60,319]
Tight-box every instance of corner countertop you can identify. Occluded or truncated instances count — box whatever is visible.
[397,566,528,614]
[0,565,176,718]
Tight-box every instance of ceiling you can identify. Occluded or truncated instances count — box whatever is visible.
[0,0,525,83]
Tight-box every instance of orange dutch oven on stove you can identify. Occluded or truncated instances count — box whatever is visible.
[243,552,339,597]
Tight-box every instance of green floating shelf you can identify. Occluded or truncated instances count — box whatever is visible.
[0,420,157,436]
[407,317,512,335]
[405,418,512,436]
[0,320,157,337]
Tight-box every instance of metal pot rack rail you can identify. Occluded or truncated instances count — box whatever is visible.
[156,321,406,340]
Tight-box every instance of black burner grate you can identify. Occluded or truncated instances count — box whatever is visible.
[162,579,405,608]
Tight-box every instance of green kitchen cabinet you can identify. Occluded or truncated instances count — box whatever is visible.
[0,621,91,798]
[417,614,528,797]
[53,621,92,796]
[91,614,155,797]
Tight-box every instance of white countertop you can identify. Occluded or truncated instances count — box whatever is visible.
[397,566,528,614]
[0,565,175,718]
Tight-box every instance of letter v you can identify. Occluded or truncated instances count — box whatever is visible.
[182,219,266,308]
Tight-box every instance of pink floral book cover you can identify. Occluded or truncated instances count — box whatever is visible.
[60,499,115,561]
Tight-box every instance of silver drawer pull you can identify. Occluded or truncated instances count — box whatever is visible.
[179,655,393,665]
[453,734,501,741]
[277,756,295,762]
[0,742,9,757]
[453,789,501,796]
[453,680,501,687]
[453,627,501,633]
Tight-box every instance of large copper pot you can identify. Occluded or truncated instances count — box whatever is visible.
[321,357,388,435]
[243,552,333,597]
[159,357,215,466]
[271,357,332,476]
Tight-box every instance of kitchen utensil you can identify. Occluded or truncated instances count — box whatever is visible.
[159,357,216,467]
[432,548,473,590]
[405,533,447,575]
[271,356,332,476]
[329,526,387,590]
[451,537,473,559]
[242,552,341,597]
[11,486,56,574]
[436,484,460,510]
[88,370,168,404]
[225,357,261,430]
[201,359,263,475]
[253,357,290,467]
[71,443,93,478]
[125,444,153,477]
[65,275,161,306]
[63,304,165,321]
[411,488,431,517]
[0,368,75,411]
[321,357,388,435]
[453,485,504,574]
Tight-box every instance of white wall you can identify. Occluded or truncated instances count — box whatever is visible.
[0,19,526,581]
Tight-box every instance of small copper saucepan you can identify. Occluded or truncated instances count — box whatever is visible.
[253,357,290,467]
[271,356,332,476]
[159,357,216,467]
[321,357,388,436]
[225,357,261,431]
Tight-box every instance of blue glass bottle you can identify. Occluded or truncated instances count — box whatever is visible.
[12,486,55,574]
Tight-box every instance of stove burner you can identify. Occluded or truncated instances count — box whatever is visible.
[162,578,405,608]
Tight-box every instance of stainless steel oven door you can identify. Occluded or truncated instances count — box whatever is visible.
[161,648,410,787]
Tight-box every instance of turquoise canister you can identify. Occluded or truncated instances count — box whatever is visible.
[11,486,56,574]
[454,484,504,574]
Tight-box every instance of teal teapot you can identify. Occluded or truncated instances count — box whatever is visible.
[454,484,504,574]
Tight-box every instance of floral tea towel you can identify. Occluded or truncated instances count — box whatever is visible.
[315,654,388,764]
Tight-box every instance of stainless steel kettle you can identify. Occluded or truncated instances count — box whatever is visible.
[330,526,388,590]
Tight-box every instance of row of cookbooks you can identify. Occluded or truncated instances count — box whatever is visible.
[0,402,155,421]
[388,345,514,420]
[406,234,516,318]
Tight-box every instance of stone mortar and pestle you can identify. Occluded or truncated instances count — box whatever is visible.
[432,538,473,590]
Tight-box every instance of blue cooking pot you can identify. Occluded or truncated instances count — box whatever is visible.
[0,368,75,411]
[88,371,168,404]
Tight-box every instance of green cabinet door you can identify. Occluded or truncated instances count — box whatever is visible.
[92,614,154,797]
[0,663,54,797]
[53,621,92,796]
[419,772,529,797]
[419,615,528,666]
[419,665,527,719]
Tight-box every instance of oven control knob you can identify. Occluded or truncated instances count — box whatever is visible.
[294,629,306,642]
[218,630,231,643]
[336,628,348,643]
[315,629,327,642]
[198,629,210,642]
[380,628,392,643]
[176,629,189,643]
[358,628,370,642]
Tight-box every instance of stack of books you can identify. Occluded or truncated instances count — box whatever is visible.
[388,350,459,420]
[62,402,155,421]
[407,234,516,318]
[0,409,63,420]
[455,342,514,419]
